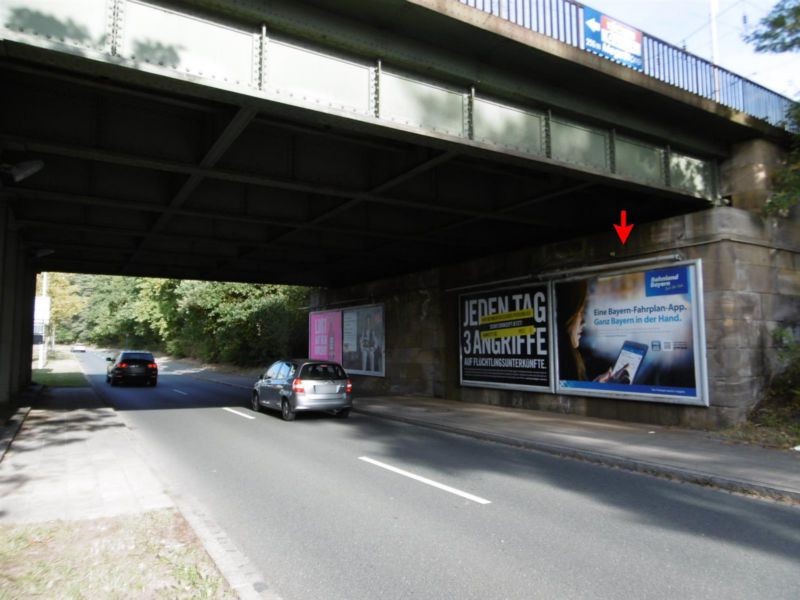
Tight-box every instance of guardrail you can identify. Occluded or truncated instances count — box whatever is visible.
[459,0,794,129]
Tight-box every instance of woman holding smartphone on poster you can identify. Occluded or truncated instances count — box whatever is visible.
[557,281,636,385]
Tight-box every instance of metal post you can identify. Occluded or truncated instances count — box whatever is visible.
[545,109,553,158]
[710,0,721,102]
[374,59,382,119]
[38,272,48,369]
[259,24,268,91]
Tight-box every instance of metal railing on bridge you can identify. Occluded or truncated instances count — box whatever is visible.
[459,0,795,129]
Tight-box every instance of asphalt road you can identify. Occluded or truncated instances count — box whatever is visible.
[78,352,800,600]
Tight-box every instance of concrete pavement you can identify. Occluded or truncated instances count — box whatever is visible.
[162,358,800,504]
[0,356,273,600]
[0,386,173,523]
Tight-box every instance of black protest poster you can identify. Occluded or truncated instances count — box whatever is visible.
[459,284,550,389]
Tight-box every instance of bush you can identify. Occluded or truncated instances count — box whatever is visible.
[747,327,800,446]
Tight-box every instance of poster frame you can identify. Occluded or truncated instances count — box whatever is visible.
[458,281,554,393]
[551,258,709,407]
[341,303,386,377]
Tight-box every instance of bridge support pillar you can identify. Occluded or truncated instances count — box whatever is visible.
[10,263,36,393]
[720,139,786,212]
[0,204,33,406]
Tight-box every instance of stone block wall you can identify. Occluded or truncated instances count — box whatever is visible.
[311,268,448,398]
[311,206,800,429]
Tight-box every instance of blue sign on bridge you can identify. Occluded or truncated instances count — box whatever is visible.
[584,7,643,71]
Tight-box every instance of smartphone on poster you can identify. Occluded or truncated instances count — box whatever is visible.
[611,341,648,384]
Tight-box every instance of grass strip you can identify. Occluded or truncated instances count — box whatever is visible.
[0,509,235,599]
[31,370,89,388]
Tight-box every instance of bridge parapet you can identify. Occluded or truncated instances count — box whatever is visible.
[457,0,794,130]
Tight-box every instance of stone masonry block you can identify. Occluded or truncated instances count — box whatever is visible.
[706,347,759,378]
[701,260,738,292]
[696,241,737,265]
[702,291,762,321]
[777,269,800,296]
[736,263,778,293]
[705,318,766,349]
[709,377,762,409]
[684,208,766,240]
[728,243,776,267]
[760,294,800,323]
[703,260,778,293]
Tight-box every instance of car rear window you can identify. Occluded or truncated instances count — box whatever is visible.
[122,352,155,362]
[300,363,346,380]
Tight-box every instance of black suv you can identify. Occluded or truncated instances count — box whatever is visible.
[106,351,158,386]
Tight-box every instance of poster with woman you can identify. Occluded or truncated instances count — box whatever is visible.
[554,262,708,406]
[341,304,385,376]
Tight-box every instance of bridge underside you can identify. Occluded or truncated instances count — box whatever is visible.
[2,44,708,287]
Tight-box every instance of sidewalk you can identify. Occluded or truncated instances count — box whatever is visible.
[0,355,262,598]
[166,359,800,504]
[0,387,173,523]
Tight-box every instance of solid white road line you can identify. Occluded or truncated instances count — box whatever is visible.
[173,389,189,396]
[222,407,255,420]
[358,456,491,505]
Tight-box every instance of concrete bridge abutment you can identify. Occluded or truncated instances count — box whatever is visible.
[721,139,788,214]
[313,203,800,429]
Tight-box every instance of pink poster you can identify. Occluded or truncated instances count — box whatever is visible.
[308,311,342,363]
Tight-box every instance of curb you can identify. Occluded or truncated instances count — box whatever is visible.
[76,358,275,598]
[0,383,45,463]
[353,407,800,505]
[0,405,32,463]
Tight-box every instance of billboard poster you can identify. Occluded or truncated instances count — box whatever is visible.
[459,284,550,390]
[342,304,385,376]
[554,263,707,405]
[308,311,342,363]
[584,7,643,71]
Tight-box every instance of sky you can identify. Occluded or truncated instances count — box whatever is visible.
[585,0,799,98]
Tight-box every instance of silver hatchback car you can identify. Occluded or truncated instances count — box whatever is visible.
[251,359,352,421]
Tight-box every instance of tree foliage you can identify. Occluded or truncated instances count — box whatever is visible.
[47,274,309,366]
[745,0,800,53]
[745,1,800,217]
[764,103,800,216]
[38,272,87,343]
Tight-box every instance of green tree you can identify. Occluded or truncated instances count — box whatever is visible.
[173,281,308,364]
[38,272,87,343]
[745,0,800,53]
[76,276,161,348]
[763,104,800,217]
[743,2,800,444]
[50,273,309,365]
[746,1,800,217]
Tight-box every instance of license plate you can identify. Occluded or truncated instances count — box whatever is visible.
[313,384,338,394]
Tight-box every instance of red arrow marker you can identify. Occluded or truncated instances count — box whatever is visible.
[613,210,634,244]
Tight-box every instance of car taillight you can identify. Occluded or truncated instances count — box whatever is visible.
[117,362,128,368]
[292,378,305,393]
[148,363,158,369]
[346,379,353,393]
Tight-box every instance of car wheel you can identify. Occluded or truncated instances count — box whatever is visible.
[281,399,296,421]
[251,392,261,412]
[336,408,351,419]
[110,378,117,387]
[150,379,157,387]
[106,375,110,384]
